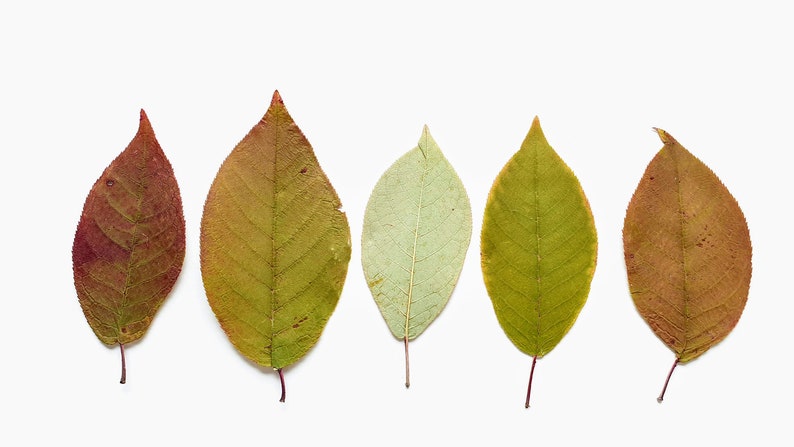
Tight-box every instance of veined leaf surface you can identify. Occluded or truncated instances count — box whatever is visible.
[480,117,597,407]
[623,129,752,402]
[72,110,186,384]
[200,91,351,401]
[361,126,472,387]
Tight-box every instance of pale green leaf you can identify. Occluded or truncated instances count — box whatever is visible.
[200,91,351,401]
[362,126,472,386]
[480,117,597,407]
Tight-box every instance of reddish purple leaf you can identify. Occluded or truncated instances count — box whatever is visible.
[72,110,185,383]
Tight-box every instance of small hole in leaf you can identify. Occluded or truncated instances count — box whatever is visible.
[106,179,115,186]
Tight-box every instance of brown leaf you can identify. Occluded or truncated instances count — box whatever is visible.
[623,129,752,399]
[72,110,186,383]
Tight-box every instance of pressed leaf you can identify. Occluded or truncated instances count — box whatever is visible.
[72,110,186,384]
[480,117,597,407]
[200,91,351,401]
[623,128,752,402]
[361,126,472,387]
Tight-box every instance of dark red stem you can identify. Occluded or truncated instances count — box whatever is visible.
[119,343,127,384]
[404,335,411,389]
[278,368,286,403]
[657,358,679,403]
[525,355,538,408]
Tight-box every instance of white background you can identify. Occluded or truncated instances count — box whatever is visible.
[2,1,792,445]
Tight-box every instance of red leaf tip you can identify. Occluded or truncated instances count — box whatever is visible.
[138,109,153,134]
[271,90,283,105]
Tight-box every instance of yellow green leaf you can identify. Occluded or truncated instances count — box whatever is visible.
[480,117,597,407]
[623,128,752,402]
[361,126,472,387]
[200,91,351,401]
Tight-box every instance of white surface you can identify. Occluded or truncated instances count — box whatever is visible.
[2,1,791,445]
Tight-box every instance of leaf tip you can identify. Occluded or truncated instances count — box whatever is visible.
[528,115,545,137]
[138,109,153,134]
[271,90,284,106]
[418,124,435,158]
[653,127,677,145]
[523,115,548,147]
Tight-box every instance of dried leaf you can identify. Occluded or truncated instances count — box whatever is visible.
[72,110,186,384]
[361,126,472,387]
[200,91,351,402]
[480,117,597,407]
[623,129,752,402]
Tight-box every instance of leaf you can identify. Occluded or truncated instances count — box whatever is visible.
[480,117,597,407]
[361,126,472,388]
[72,110,186,384]
[200,90,351,402]
[623,128,752,402]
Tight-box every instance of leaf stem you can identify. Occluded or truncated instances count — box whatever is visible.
[525,355,538,408]
[657,358,679,403]
[278,368,286,402]
[404,335,410,388]
[119,343,126,384]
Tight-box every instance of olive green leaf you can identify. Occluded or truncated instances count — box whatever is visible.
[72,110,186,384]
[480,117,597,407]
[623,129,752,402]
[361,126,472,388]
[200,91,351,402]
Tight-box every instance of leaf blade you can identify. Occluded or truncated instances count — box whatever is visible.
[481,117,597,358]
[200,91,351,371]
[361,126,472,341]
[623,129,752,363]
[72,110,186,348]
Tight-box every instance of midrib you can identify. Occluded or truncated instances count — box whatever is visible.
[405,153,430,339]
[119,140,148,335]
